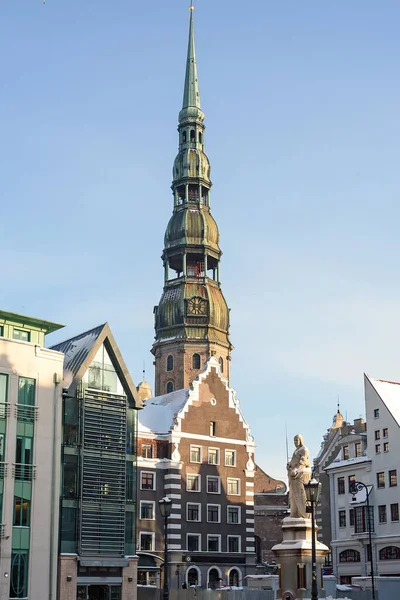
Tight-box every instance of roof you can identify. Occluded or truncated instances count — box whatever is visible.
[50,323,141,408]
[0,309,64,334]
[182,7,201,110]
[325,455,371,471]
[138,388,190,435]
[366,375,400,427]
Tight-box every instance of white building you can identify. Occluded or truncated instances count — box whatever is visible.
[326,374,400,584]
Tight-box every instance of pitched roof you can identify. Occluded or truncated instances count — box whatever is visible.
[366,375,400,427]
[50,323,141,408]
[138,388,190,435]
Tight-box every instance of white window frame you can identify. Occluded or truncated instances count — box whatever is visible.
[140,500,155,520]
[187,533,201,552]
[186,502,201,522]
[227,535,241,553]
[141,444,153,459]
[227,477,240,496]
[187,474,201,493]
[207,503,221,523]
[190,445,202,464]
[207,534,221,553]
[207,475,221,494]
[139,531,155,551]
[140,470,156,491]
[227,505,241,525]
[208,447,220,465]
[225,449,236,467]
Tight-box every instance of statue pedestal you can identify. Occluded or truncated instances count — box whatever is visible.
[272,517,329,600]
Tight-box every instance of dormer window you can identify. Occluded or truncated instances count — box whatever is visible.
[13,329,30,342]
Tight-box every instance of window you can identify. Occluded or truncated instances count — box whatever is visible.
[187,474,200,492]
[225,450,236,467]
[377,472,385,489]
[383,428,388,438]
[338,510,346,528]
[374,409,380,418]
[13,497,30,527]
[227,506,241,524]
[354,505,375,533]
[63,454,78,498]
[379,546,400,560]
[18,377,35,406]
[182,131,187,143]
[10,552,29,599]
[187,534,201,552]
[378,505,387,523]
[375,430,381,440]
[190,445,202,463]
[207,504,221,523]
[343,445,349,460]
[15,436,33,480]
[13,329,30,342]
[384,442,389,453]
[209,421,216,437]
[187,567,199,587]
[339,549,361,563]
[141,444,153,459]
[139,533,154,551]
[349,509,354,527]
[199,132,202,144]
[228,536,240,553]
[187,503,201,522]
[207,535,220,552]
[391,503,399,522]
[140,471,155,490]
[166,355,174,371]
[348,475,355,493]
[219,357,224,373]
[140,501,155,520]
[389,470,397,487]
[208,448,219,465]
[192,353,201,370]
[227,478,240,495]
[355,442,362,457]
[190,129,195,142]
[376,444,381,454]
[0,373,8,417]
[166,381,174,394]
[0,326,3,336]
[338,477,345,495]
[207,476,220,494]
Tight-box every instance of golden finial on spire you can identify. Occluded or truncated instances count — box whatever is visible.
[189,2,194,10]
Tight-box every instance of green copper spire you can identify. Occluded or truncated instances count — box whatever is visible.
[182,5,201,110]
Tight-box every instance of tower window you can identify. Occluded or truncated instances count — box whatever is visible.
[192,353,201,370]
[199,132,202,143]
[166,381,174,394]
[166,355,174,372]
[182,131,187,143]
[219,357,224,373]
[190,129,195,142]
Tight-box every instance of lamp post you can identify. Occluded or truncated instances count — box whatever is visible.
[304,477,321,600]
[159,496,172,600]
[349,481,375,600]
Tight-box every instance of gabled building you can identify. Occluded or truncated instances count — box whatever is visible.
[0,309,64,600]
[50,323,141,600]
[137,356,256,589]
[325,374,400,584]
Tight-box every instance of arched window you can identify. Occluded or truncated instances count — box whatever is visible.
[182,131,187,143]
[166,355,174,372]
[379,546,400,560]
[229,569,240,587]
[207,567,221,590]
[192,353,201,370]
[166,381,174,394]
[190,129,195,142]
[199,132,202,144]
[187,567,200,587]
[339,549,361,563]
[219,357,224,373]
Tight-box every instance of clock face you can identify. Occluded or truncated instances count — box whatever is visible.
[188,297,207,316]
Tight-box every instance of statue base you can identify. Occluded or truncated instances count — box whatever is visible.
[272,517,329,600]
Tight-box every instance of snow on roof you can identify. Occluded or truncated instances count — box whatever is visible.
[138,388,190,434]
[325,455,371,471]
[368,377,400,427]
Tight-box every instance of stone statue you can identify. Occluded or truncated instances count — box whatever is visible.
[287,434,311,518]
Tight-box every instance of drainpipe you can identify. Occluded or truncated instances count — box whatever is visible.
[49,374,61,600]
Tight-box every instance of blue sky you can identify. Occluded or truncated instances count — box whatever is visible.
[1,0,400,480]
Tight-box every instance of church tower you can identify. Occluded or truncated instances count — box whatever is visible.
[152,6,233,397]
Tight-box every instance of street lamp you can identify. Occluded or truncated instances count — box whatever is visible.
[349,481,375,600]
[305,477,321,600]
[159,496,172,600]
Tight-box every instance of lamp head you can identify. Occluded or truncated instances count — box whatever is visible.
[158,496,172,517]
[304,477,321,504]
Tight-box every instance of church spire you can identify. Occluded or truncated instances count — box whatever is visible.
[182,5,201,111]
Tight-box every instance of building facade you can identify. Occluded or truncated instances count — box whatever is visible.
[137,356,256,589]
[326,374,400,584]
[0,309,64,600]
[50,323,141,600]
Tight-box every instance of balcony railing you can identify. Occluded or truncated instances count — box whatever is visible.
[0,402,10,419]
[15,404,39,423]
[13,463,36,481]
[0,463,7,479]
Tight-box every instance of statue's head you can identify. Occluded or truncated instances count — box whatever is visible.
[294,434,303,448]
